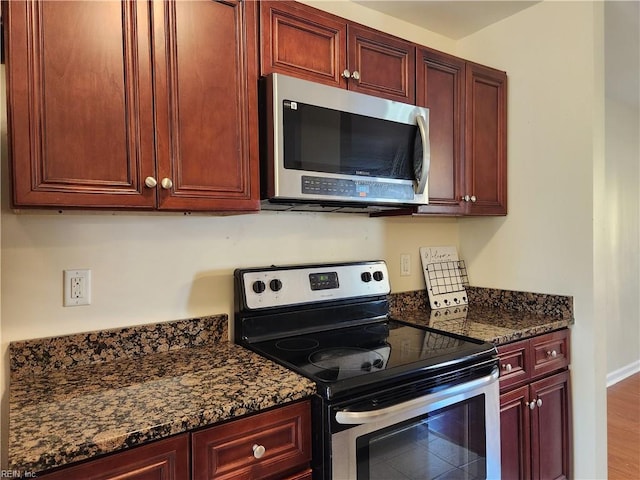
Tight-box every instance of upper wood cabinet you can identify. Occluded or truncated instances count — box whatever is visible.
[259,1,415,104]
[463,62,508,215]
[152,0,259,212]
[415,47,466,215]
[414,52,507,216]
[4,0,260,212]
[4,1,155,209]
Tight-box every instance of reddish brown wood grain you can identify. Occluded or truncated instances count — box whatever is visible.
[498,331,572,480]
[464,63,507,215]
[38,434,190,480]
[415,47,466,215]
[5,0,260,212]
[192,400,312,480]
[260,1,415,103]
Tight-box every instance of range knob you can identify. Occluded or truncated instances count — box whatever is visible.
[361,272,372,283]
[373,271,384,281]
[252,280,266,294]
[269,278,283,292]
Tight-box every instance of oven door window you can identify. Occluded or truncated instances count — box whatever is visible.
[356,396,486,480]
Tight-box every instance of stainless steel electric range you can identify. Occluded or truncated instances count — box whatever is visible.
[234,261,501,480]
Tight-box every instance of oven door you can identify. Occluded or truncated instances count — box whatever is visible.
[331,367,500,480]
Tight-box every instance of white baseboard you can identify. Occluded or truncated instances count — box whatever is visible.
[607,360,640,387]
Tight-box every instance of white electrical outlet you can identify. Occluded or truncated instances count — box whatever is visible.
[400,254,411,276]
[63,269,91,306]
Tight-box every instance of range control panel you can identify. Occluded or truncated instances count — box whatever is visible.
[239,261,390,310]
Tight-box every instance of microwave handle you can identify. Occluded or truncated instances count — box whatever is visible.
[415,114,430,195]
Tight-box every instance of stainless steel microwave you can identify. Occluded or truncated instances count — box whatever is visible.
[261,73,430,212]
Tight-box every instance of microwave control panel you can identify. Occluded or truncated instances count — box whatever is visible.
[301,175,414,201]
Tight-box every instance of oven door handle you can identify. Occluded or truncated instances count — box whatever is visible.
[335,367,499,425]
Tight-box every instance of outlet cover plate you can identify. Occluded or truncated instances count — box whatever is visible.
[63,269,91,306]
[400,254,411,276]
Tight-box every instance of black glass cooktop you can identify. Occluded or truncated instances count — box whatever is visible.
[245,318,496,399]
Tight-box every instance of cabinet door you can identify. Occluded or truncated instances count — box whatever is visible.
[464,62,507,215]
[500,385,532,480]
[152,0,260,211]
[259,1,347,88]
[530,370,572,480]
[347,25,415,103]
[38,434,189,480]
[4,0,156,208]
[415,48,465,214]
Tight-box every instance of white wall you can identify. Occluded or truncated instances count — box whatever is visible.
[604,97,640,382]
[604,1,640,384]
[300,0,457,54]
[455,2,608,478]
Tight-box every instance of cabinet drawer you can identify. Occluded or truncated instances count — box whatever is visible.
[497,339,530,391]
[192,400,312,480]
[38,434,190,480]
[283,468,313,480]
[531,329,570,379]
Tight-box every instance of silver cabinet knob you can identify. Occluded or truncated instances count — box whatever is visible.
[463,195,470,202]
[502,363,512,373]
[252,444,266,459]
[342,69,351,79]
[470,195,477,202]
[144,177,157,188]
[529,401,536,410]
[351,70,360,81]
[160,178,173,190]
[536,398,543,407]
[547,350,558,358]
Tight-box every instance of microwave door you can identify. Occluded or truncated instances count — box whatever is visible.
[414,113,431,196]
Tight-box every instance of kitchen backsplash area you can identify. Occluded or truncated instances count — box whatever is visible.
[11,286,573,380]
[389,287,573,319]
[9,315,228,379]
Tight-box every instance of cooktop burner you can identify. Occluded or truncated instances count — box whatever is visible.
[245,318,492,398]
[275,338,320,351]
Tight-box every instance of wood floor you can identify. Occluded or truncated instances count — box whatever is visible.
[608,372,640,479]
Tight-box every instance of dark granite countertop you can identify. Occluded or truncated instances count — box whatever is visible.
[8,316,316,473]
[8,287,573,473]
[391,305,573,345]
[389,286,574,345]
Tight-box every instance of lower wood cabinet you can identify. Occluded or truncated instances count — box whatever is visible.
[498,330,572,480]
[192,400,312,480]
[38,433,190,480]
[37,400,312,480]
